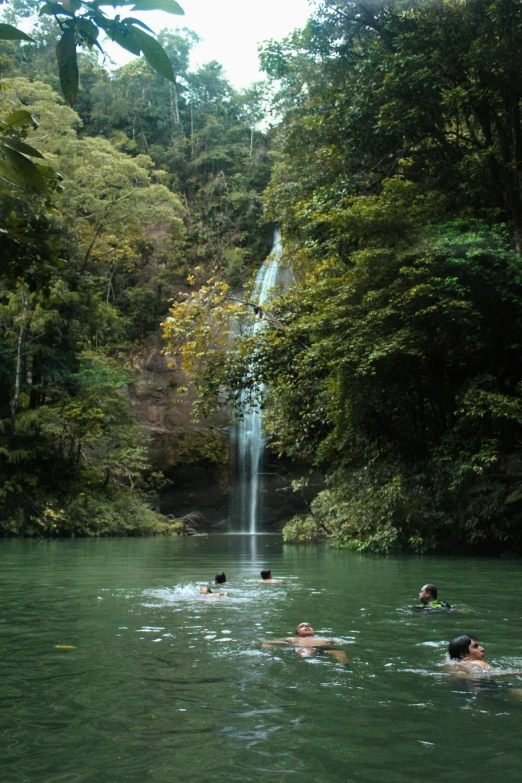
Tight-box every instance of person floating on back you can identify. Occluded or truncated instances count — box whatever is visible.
[258,569,281,584]
[448,634,491,670]
[215,572,226,585]
[262,621,348,663]
[416,583,451,610]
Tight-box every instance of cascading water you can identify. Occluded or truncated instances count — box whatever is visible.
[229,230,283,534]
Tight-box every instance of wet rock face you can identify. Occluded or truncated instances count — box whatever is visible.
[127,339,230,526]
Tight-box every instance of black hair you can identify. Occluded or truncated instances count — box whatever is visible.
[448,634,476,660]
[215,571,226,584]
[424,584,438,599]
[261,569,272,579]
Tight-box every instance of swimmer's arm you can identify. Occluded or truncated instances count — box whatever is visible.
[262,638,292,649]
[325,649,349,664]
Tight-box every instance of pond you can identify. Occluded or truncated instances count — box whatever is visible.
[2,535,522,782]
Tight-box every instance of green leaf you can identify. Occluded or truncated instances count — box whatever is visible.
[130,0,184,14]
[0,157,25,187]
[77,17,99,44]
[61,0,82,11]
[1,137,45,158]
[1,145,47,192]
[56,26,79,106]
[0,23,35,41]
[124,17,155,34]
[3,110,39,130]
[133,27,174,81]
[109,24,142,56]
[39,2,74,15]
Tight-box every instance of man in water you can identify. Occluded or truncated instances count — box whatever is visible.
[200,586,229,597]
[448,635,491,669]
[258,569,281,584]
[215,572,227,585]
[262,622,348,663]
[416,583,451,610]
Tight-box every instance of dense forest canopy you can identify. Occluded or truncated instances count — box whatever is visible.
[166,0,522,553]
[0,3,274,535]
[5,0,522,553]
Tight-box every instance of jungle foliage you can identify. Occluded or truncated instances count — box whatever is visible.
[0,10,273,535]
[166,0,522,553]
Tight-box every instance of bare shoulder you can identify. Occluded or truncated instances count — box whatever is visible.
[291,637,337,648]
[444,660,492,675]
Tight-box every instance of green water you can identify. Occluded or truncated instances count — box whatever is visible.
[2,536,522,782]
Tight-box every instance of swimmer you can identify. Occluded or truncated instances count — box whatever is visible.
[448,634,491,670]
[200,586,229,597]
[415,583,451,610]
[215,571,227,585]
[446,635,522,700]
[262,622,348,663]
[258,569,281,584]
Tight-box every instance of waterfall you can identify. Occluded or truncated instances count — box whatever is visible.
[229,230,283,533]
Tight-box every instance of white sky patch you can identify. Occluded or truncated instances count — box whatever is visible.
[102,0,315,89]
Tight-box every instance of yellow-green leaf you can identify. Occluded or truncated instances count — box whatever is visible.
[3,109,38,130]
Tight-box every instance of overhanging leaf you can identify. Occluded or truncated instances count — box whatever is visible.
[3,110,39,130]
[39,2,74,16]
[0,23,35,41]
[0,157,25,187]
[56,26,79,106]
[124,17,155,34]
[130,0,184,13]
[61,0,82,11]
[78,17,99,44]
[1,137,45,158]
[109,23,141,56]
[133,27,174,81]
[1,146,47,192]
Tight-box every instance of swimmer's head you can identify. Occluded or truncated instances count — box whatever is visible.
[296,622,314,637]
[215,572,226,585]
[261,569,272,580]
[200,586,212,594]
[419,583,437,604]
[449,634,485,661]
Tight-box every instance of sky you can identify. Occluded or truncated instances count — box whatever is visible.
[104,0,315,89]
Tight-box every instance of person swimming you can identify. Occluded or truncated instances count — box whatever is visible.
[258,569,281,584]
[446,635,522,697]
[448,634,491,669]
[415,583,451,610]
[215,572,227,585]
[262,622,348,663]
[200,585,229,597]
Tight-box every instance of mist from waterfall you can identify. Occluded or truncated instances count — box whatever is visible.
[229,230,283,533]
